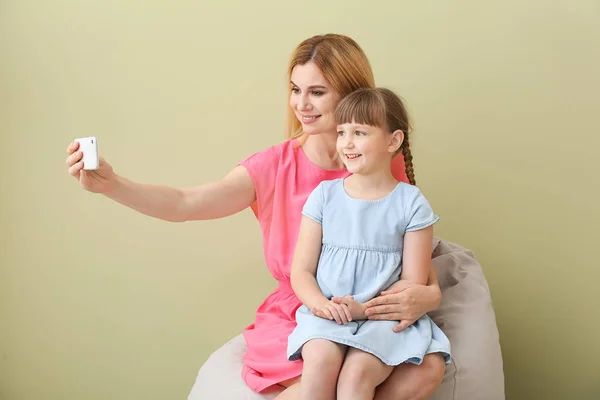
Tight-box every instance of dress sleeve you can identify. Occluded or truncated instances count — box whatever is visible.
[404,186,440,232]
[301,182,325,225]
[238,144,281,218]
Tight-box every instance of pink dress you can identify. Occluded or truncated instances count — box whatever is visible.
[238,138,409,393]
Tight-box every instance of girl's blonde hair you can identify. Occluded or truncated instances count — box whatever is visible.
[334,87,416,185]
[286,34,375,139]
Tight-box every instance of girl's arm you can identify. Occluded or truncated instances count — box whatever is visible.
[291,216,351,324]
[362,225,438,332]
[378,225,438,300]
[398,225,435,286]
[290,216,329,310]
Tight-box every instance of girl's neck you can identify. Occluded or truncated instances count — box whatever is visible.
[301,132,345,170]
[344,167,398,200]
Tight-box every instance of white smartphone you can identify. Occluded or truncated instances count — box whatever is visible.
[74,136,99,170]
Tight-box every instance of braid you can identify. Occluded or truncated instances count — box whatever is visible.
[401,135,416,185]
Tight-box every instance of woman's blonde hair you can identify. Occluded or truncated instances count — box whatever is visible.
[286,34,375,139]
[335,87,416,185]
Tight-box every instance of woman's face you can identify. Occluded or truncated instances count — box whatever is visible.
[289,62,340,135]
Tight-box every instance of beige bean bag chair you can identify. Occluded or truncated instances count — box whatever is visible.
[188,238,505,399]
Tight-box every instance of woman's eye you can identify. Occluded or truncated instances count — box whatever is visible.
[312,91,324,96]
[291,87,300,94]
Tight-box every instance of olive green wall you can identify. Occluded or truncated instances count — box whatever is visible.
[1,1,598,399]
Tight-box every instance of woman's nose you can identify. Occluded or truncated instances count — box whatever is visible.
[298,94,312,111]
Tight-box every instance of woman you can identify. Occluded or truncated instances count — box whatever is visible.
[65,34,446,399]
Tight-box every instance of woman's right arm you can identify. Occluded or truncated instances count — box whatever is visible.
[66,141,255,222]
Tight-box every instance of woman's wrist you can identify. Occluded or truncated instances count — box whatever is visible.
[103,173,122,196]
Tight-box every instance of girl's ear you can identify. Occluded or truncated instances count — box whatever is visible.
[388,130,404,153]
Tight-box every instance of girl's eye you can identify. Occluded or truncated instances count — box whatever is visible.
[337,131,345,136]
[355,131,365,136]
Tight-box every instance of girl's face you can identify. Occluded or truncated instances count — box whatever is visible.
[289,62,340,136]
[336,122,402,175]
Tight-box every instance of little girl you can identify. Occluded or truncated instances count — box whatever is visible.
[287,87,452,400]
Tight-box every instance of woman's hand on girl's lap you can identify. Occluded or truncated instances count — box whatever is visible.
[311,301,352,324]
[364,280,441,332]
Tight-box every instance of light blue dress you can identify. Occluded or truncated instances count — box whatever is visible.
[287,178,452,366]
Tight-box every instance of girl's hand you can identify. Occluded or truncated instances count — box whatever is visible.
[330,295,367,321]
[364,280,440,332]
[311,300,352,324]
[66,141,116,194]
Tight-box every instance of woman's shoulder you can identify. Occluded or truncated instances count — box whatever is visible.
[239,138,296,168]
[238,139,298,218]
[391,154,409,183]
